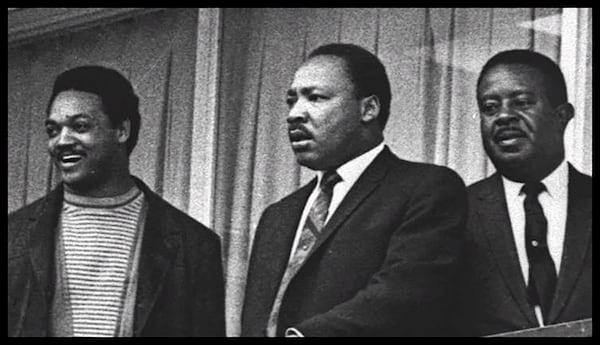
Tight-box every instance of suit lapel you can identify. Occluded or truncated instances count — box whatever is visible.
[476,174,538,325]
[548,166,592,322]
[133,189,180,336]
[242,181,314,334]
[262,182,315,297]
[303,148,390,268]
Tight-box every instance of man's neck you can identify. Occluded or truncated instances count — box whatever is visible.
[328,135,384,172]
[65,174,135,198]
[498,154,565,183]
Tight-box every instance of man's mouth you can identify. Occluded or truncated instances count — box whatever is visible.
[288,129,312,150]
[58,153,85,168]
[493,129,527,146]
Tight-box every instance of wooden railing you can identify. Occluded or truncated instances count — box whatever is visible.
[487,319,592,337]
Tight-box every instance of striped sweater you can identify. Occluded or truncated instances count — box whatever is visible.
[57,186,145,337]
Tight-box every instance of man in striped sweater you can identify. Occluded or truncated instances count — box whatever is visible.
[8,66,225,337]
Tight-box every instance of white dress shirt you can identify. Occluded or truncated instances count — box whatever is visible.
[501,159,569,326]
[284,142,385,337]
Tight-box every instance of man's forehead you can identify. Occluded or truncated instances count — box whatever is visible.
[479,64,547,93]
[45,112,90,123]
[291,56,352,88]
[50,90,102,110]
[297,55,347,74]
[482,64,546,84]
[47,90,106,122]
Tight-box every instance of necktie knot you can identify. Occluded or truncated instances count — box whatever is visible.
[320,170,342,192]
[522,182,546,198]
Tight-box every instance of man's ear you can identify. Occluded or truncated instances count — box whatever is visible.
[116,119,131,144]
[360,95,380,124]
[555,102,574,131]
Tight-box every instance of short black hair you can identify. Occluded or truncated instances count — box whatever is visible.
[308,43,392,130]
[46,65,141,155]
[477,49,568,108]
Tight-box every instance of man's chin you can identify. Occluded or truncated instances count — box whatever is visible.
[61,173,95,193]
[490,149,528,164]
[294,151,327,171]
[486,141,530,161]
[295,155,318,170]
[489,151,537,180]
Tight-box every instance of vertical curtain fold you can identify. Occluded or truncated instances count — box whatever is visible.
[420,8,438,162]
[152,51,172,197]
[435,8,455,167]
[562,8,593,174]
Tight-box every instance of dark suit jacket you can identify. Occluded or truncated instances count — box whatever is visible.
[7,177,225,337]
[458,165,592,336]
[241,147,467,337]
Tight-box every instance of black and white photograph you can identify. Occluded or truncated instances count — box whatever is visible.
[7,8,592,337]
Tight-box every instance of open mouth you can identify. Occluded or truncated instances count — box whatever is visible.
[288,129,313,150]
[494,129,526,146]
[59,153,84,167]
[289,129,312,142]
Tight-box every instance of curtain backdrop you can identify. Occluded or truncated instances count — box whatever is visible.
[7,8,592,338]
[7,8,198,214]
[215,8,592,336]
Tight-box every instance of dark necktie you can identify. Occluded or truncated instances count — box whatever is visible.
[266,170,342,336]
[301,170,342,245]
[522,182,556,324]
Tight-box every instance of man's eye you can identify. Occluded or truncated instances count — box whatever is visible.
[286,97,297,108]
[46,126,58,138]
[513,98,534,108]
[73,122,90,132]
[480,102,499,115]
[308,94,327,102]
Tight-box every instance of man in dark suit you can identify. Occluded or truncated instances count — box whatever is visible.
[7,66,225,337]
[458,50,592,336]
[241,43,467,337]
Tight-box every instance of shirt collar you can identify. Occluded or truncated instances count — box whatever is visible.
[501,159,568,199]
[317,142,385,186]
[540,159,568,199]
[64,184,142,207]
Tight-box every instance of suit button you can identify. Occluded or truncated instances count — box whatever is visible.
[531,240,539,247]
[302,245,308,251]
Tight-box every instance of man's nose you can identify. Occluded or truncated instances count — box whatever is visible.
[495,104,519,125]
[287,100,308,123]
[55,128,76,147]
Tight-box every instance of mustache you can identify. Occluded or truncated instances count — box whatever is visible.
[493,126,527,141]
[288,124,312,141]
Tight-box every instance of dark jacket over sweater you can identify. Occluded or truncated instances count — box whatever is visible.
[8,177,225,337]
